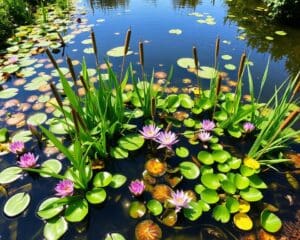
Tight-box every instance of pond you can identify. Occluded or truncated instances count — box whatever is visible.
[0,0,299,239]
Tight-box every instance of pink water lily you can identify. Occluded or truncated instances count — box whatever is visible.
[18,152,38,168]
[128,179,145,196]
[201,119,215,131]
[155,131,179,150]
[198,131,212,142]
[55,179,74,197]
[9,141,25,154]
[243,122,255,133]
[168,190,192,213]
[139,124,161,140]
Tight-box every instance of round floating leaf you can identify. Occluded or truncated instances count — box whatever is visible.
[180,94,194,109]
[235,174,250,190]
[147,199,163,216]
[212,205,230,223]
[118,134,144,151]
[201,173,221,190]
[105,233,126,240]
[201,166,214,175]
[4,192,30,217]
[200,189,219,204]
[109,174,127,188]
[221,54,232,60]
[179,161,200,180]
[110,146,128,159]
[248,175,267,189]
[50,67,69,77]
[49,122,68,135]
[183,118,195,127]
[2,65,20,74]
[228,157,241,169]
[265,36,274,41]
[106,46,133,57]
[212,150,231,163]
[217,163,231,173]
[81,39,92,44]
[0,88,19,99]
[240,187,263,202]
[43,217,68,240]
[0,166,22,184]
[175,147,189,158]
[93,171,113,187]
[226,197,240,213]
[240,165,256,177]
[86,188,107,204]
[12,130,32,143]
[169,29,182,35]
[37,197,64,219]
[221,180,236,194]
[129,201,146,218]
[19,58,37,67]
[198,151,214,165]
[183,201,202,221]
[261,209,282,233]
[198,200,211,212]
[27,113,47,126]
[239,199,250,213]
[197,66,218,79]
[177,58,197,69]
[40,159,62,178]
[234,213,253,231]
[65,199,88,222]
[224,64,236,71]
[275,30,287,36]
[83,47,94,54]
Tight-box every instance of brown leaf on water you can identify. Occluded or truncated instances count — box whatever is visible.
[285,173,299,190]
[285,152,300,168]
[241,233,256,240]
[258,229,276,240]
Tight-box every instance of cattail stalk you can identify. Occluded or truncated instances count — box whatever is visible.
[90,29,99,66]
[67,56,77,85]
[139,41,144,77]
[57,31,65,47]
[46,48,59,70]
[214,36,220,67]
[292,73,300,98]
[28,124,42,142]
[120,28,131,82]
[151,97,156,120]
[71,108,80,134]
[193,46,201,97]
[79,75,88,92]
[50,82,63,108]
[279,109,300,131]
[74,108,88,131]
[237,52,247,81]
[216,74,222,96]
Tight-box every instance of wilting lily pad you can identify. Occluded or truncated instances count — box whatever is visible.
[147,199,163,216]
[212,205,230,223]
[86,188,107,204]
[162,209,177,226]
[43,217,68,240]
[4,192,31,217]
[109,174,127,188]
[0,88,19,99]
[37,197,64,219]
[0,166,23,184]
[118,134,144,151]
[93,171,112,187]
[145,158,167,177]
[179,161,200,179]
[135,220,162,240]
[224,64,236,71]
[169,29,182,35]
[260,209,282,233]
[40,159,62,178]
[129,201,146,218]
[175,147,189,158]
[234,213,253,231]
[105,233,126,240]
[107,46,133,57]
[27,112,47,125]
[65,199,88,222]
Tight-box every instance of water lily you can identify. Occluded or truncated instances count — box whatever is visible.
[244,156,260,170]
[243,122,255,133]
[18,152,38,168]
[168,190,192,213]
[55,179,74,197]
[198,131,212,142]
[9,141,25,154]
[202,119,215,131]
[129,179,145,196]
[8,55,18,64]
[139,124,161,140]
[155,131,179,150]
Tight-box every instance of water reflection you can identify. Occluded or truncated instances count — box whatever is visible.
[225,0,300,76]
[173,0,202,9]
[89,0,129,10]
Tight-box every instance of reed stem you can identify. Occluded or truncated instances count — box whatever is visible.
[120,28,131,82]
[214,36,220,68]
[139,41,145,79]
[193,46,201,97]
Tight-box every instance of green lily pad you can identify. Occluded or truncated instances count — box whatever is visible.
[226,197,239,213]
[261,209,282,233]
[65,199,88,222]
[228,157,241,170]
[4,192,31,217]
[248,175,267,189]
[221,180,237,194]
[118,133,144,151]
[93,171,112,187]
[106,46,133,57]
[224,64,236,71]
[179,161,200,180]
[129,201,146,219]
[235,174,250,190]
[49,122,68,135]
[7,46,19,53]
[0,167,23,184]
[0,88,18,99]
[105,233,126,240]
[212,205,230,223]
[169,29,182,35]
[240,165,256,177]
[81,39,92,45]
[37,197,64,219]
[175,147,189,158]
[40,159,62,178]
[19,58,37,67]
[265,36,274,41]
[183,201,202,221]
[221,55,232,60]
[212,150,231,163]
[0,128,8,143]
[217,163,231,173]
[83,47,94,54]
[200,189,219,204]
[198,151,214,165]
[12,130,32,143]
[110,146,128,159]
[2,65,20,74]
[50,67,69,77]
[201,173,221,190]
[27,113,48,126]
[198,200,211,212]
[240,187,263,202]
[177,58,198,69]
[197,66,218,79]
[147,199,163,216]
[180,94,194,109]
[19,67,36,77]
[214,111,228,121]
[109,174,127,188]
[86,188,107,204]
[183,118,195,127]
[275,30,287,36]
[43,217,68,240]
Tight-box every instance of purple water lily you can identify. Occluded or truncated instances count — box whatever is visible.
[168,190,192,213]
[198,131,212,142]
[9,141,25,154]
[201,119,215,131]
[18,152,38,168]
[155,131,179,150]
[55,179,74,197]
[128,179,145,196]
[139,124,161,140]
[243,122,255,133]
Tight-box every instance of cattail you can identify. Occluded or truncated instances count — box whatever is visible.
[215,36,220,63]
[192,46,199,70]
[279,109,300,131]
[79,75,88,92]
[237,52,247,80]
[139,41,144,68]
[57,31,65,46]
[46,48,59,70]
[67,56,77,85]
[71,108,80,134]
[50,82,63,108]
[292,73,300,98]
[90,28,99,65]
[216,74,222,96]
[28,124,42,142]
[124,28,131,56]
[151,97,156,120]
[74,109,87,131]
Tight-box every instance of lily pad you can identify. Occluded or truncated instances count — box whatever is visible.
[4,192,31,217]
[248,175,267,189]
[118,133,144,151]
[200,189,219,204]
[105,233,126,240]
[260,209,282,233]
[93,171,112,187]
[86,188,107,204]
[275,30,287,36]
[40,159,62,178]
[235,174,250,190]
[37,197,64,219]
[12,130,32,143]
[197,66,218,79]
[2,65,20,74]
[27,112,48,125]
[213,205,230,223]
[221,55,232,60]
[65,199,88,222]
[183,201,202,221]
[198,151,214,165]
[43,217,68,240]
[179,161,200,180]
[147,199,163,216]
[201,173,221,190]
[129,201,146,218]
[234,213,253,231]
[0,166,23,184]
[224,64,236,71]
[110,146,128,159]
[0,88,19,99]
[177,58,197,69]
[240,187,263,202]
[175,147,189,158]
[107,46,133,57]
[169,29,182,35]
[212,150,231,163]
[225,197,239,213]
[221,180,236,194]
[109,174,127,188]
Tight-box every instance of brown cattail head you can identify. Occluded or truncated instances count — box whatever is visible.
[192,46,199,70]
[124,28,132,56]
[139,41,144,67]
[238,52,247,80]
[90,28,99,65]
[46,48,59,70]
[216,74,222,96]
[79,75,88,92]
[57,31,65,46]
[50,82,63,108]
[74,109,87,131]
[215,36,220,61]
[279,109,300,131]
[71,108,80,134]
[151,97,156,120]
[67,56,77,85]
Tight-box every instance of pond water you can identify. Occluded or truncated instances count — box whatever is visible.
[0,0,299,239]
